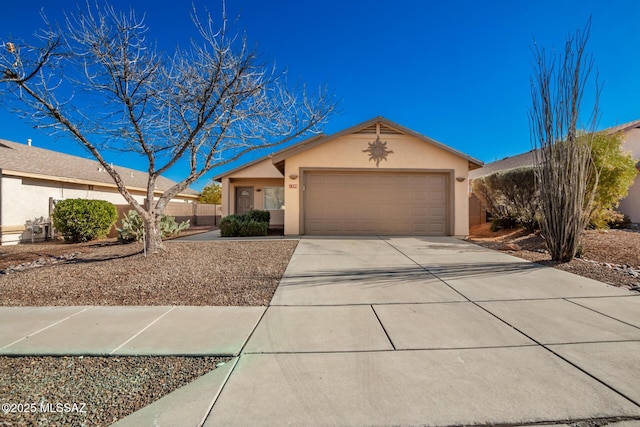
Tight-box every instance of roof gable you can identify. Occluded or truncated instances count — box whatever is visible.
[271,116,483,172]
[216,156,283,180]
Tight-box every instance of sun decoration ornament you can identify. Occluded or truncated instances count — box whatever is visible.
[363,136,394,167]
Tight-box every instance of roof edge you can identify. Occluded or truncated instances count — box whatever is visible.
[272,116,483,167]
[2,169,198,199]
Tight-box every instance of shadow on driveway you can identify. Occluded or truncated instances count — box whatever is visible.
[280,262,543,287]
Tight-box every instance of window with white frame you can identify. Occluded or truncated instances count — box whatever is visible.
[264,187,284,210]
[264,186,284,210]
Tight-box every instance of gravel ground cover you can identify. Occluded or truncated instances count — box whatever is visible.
[0,355,228,426]
[0,236,294,426]
[0,239,298,306]
[468,224,640,291]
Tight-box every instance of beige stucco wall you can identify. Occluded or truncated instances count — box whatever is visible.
[0,174,190,245]
[619,128,640,222]
[619,174,640,223]
[282,132,471,236]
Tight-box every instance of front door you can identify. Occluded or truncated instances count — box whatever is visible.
[236,187,254,216]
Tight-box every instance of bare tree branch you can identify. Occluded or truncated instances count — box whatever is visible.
[1,3,337,254]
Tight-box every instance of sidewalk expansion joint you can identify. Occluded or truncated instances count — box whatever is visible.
[474,301,640,410]
[109,306,176,355]
[1,306,91,350]
[565,298,640,330]
[381,238,472,303]
[200,307,270,425]
[270,301,471,307]
[370,305,396,350]
[199,356,240,427]
[241,345,539,355]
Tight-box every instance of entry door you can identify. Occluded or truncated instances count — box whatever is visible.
[236,187,254,216]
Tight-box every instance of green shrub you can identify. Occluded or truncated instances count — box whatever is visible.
[116,210,190,243]
[220,211,269,237]
[245,209,270,223]
[220,215,242,237]
[52,199,117,243]
[585,132,638,229]
[239,219,268,236]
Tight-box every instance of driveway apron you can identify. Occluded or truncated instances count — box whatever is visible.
[205,236,640,426]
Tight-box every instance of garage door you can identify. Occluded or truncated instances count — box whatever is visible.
[304,172,449,235]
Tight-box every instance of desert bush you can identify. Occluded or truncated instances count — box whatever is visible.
[117,210,190,243]
[472,167,539,232]
[586,131,638,229]
[245,209,270,223]
[219,215,242,237]
[239,219,268,236]
[220,210,269,237]
[53,199,117,243]
[607,211,632,229]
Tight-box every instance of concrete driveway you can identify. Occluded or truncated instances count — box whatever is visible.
[202,236,640,426]
[106,236,640,426]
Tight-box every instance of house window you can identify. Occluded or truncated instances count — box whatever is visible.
[264,187,284,210]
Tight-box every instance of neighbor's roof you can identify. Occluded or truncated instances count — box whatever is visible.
[214,116,483,180]
[469,150,537,179]
[470,119,640,179]
[0,139,198,197]
[602,118,640,135]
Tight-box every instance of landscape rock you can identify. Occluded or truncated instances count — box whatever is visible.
[498,243,521,251]
[0,252,80,275]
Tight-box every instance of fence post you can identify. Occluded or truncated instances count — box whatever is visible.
[193,202,198,226]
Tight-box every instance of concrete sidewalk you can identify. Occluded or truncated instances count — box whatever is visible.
[3,236,640,426]
[1,306,264,356]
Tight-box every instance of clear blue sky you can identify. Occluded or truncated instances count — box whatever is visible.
[2,1,639,191]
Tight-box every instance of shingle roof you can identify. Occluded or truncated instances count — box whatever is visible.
[0,139,198,196]
[601,118,640,135]
[469,150,537,179]
[470,119,640,179]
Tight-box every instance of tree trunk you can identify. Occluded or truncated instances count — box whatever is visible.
[143,216,165,254]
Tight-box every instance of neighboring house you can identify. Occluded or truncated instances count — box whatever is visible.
[0,139,198,245]
[468,119,640,226]
[616,121,640,222]
[214,117,483,237]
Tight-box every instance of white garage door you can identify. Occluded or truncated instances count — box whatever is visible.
[303,171,449,235]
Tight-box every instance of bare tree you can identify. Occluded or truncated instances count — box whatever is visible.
[529,19,599,262]
[1,4,335,254]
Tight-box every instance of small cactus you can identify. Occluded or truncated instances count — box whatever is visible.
[117,210,190,243]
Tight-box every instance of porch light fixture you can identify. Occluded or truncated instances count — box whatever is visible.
[456,177,465,182]
[289,174,299,180]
